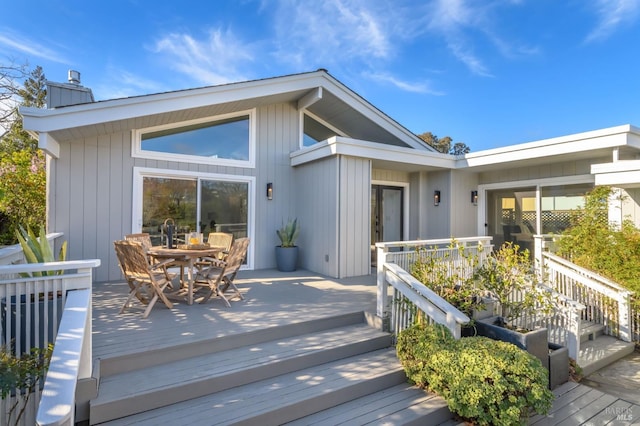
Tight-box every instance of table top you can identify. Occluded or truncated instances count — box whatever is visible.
[148,245,222,257]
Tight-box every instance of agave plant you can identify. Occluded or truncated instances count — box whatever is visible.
[15,226,67,276]
[276,218,300,248]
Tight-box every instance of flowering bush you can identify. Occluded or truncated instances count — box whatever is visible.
[0,150,45,244]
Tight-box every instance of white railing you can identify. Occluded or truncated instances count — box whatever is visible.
[0,233,64,266]
[541,251,632,342]
[509,284,585,359]
[36,288,92,426]
[0,259,99,426]
[383,263,470,339]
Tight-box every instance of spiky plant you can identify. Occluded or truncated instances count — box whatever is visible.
[276,218,300,248]
[15,226,67,276]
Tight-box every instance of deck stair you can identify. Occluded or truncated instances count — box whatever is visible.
[577,320,635,376]
[89,311,453,425]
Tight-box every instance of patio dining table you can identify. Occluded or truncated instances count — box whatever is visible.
[148,245,223,305]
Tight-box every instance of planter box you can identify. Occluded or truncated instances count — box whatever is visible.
[548,342,569,390]
[475,316,548,367]
[275,246,298,272]
[1,295,63,354]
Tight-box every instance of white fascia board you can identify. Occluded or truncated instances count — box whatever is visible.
[290,136,455,168]
[457,124,639,169]
[38,132,60,158]
[19,72,332,133]
[592,160,640,187]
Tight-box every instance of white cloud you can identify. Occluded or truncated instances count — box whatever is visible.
[151,27,255,86]
[93,67,169,100]
[585,0,640,43]
[0,30,68,64]
[364,72,444,95]
[271,0,395,69]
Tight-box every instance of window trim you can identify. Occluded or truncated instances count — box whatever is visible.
[132,166,256,269]
[132,109,256,168]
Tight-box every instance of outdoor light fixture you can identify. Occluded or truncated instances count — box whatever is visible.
[266,182,273,200]
[471,190,478,205]
[434,190,441,206]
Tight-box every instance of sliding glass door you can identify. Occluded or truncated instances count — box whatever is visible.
[139,173,251,248]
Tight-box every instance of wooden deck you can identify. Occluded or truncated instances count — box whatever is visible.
[92,269,378,360]
[91,269,640,425]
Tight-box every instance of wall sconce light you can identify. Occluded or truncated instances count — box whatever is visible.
[266,182,273,200]
[471,190,478,205]
[434,190,441,206]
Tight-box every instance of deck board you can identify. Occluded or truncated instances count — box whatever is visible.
[91,269,640,425]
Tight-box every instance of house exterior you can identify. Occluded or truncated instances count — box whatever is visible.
[20,69,640,282]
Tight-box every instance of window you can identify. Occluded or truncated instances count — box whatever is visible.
[302,113,343,147]
[134,168,254,267]
[133,110,255,167]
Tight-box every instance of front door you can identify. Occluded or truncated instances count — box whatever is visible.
[371,185,404,263]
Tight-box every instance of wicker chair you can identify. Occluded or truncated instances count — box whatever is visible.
[194,238,249,305]
[114,240,175,318]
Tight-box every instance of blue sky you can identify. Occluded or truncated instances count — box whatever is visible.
[2,0,639,151]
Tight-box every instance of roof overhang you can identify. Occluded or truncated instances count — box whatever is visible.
[20,70,434,152]
[457,125,640,172]
[592,159,640,188]
[291,136,455,172]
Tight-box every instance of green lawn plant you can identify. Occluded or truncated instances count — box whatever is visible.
[15,225,67,276]
[0,345,53,426]
[397,323,553,425]
[276,218,300,248]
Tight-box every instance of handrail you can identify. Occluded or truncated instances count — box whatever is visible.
[36,289,91,426]
[383,263,470,339]
[542,251,632,342]
[543,252,631,295]
[375,236,493,250]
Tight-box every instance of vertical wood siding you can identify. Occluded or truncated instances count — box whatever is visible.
[338,156,371,278]
[294,157,339,277]
[478,158,607,184]
[622,187,640,227]
[49,102,301,281]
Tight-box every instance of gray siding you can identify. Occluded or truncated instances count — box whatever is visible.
[424,170,451,239]
[478,158,605,184]
[294,157,339,277]
[338,156,371,278]
[450,171,480,237]
[49,102,302,281]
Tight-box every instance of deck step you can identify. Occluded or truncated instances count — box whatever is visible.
[577,335,635,376]
[284,383,452,426]
[96,311,368,377]
[90,315,394,424]
[97,349,430,426]
[580,321,605,343]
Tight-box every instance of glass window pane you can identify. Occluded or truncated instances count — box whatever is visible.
[541,183,592,234]
[200,180,249,240]
[142,177,197,245]
[141,116,249,160]
[303,114,336,146]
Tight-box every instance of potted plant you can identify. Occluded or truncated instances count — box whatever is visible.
[472,242,552,366]
[1,226,67,354]
[275,218,299,272]
[1,345,53,425]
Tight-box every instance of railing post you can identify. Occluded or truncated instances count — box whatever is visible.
[376,243,389,320]
[618,292,632,342]
[567,305,581,360]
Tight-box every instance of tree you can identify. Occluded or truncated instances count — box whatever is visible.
[0,65,47,244]
[417,131,470,155]
[1,66,46,154]
[0,61,28,134]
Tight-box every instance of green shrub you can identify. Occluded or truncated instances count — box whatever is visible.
[557,186,640,297]
[397,323,553,425]
[410,241,483,317]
